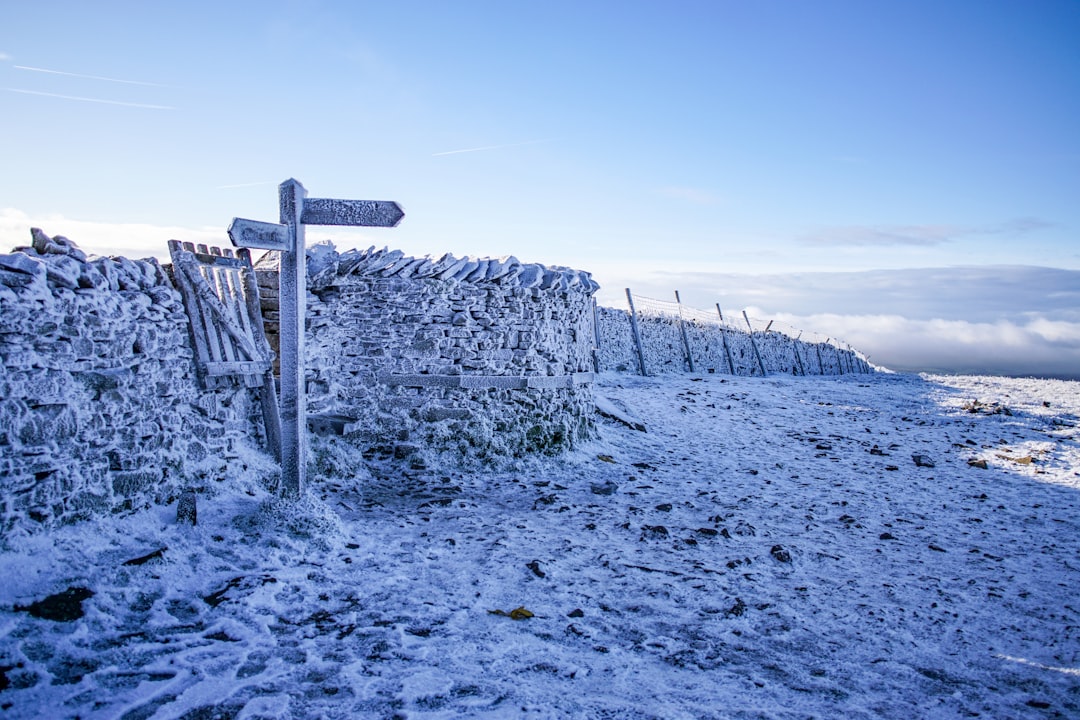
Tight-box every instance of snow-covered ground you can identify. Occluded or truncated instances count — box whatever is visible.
[1,372,1078,719]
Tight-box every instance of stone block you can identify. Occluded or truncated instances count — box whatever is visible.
[460,375,527,390]
[382,374,462,389]
[421,407,472,422]
[525,376,573,389]
[176,490,197,525]
[111,469,160,497]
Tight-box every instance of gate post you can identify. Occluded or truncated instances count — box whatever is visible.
[626,288,648,377]
[278,179,308,496]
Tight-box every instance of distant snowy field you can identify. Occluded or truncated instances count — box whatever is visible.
[1,372,1078,719]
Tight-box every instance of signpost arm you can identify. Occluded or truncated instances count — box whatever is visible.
[278,179,308,496]
[228,178,403,497]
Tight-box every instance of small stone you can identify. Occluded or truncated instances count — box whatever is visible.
[15,586,94,622]
[912,454,935,468]
[967,459,988,469]
[770,545,792,563]
[725,598,747,618]
[733,521,756,536]
[590,480,618,496]
[122,547,167,566]
[30,228,69,258]
[568,608,584,618]
[526,560,546,578]
[879,532,896,540]
[177,490,197,525]
[0,252,44,276]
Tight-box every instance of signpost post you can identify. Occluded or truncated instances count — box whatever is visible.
[228,178,403,496]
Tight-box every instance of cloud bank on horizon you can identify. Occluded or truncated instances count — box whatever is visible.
[598,265,1080,380]
[0,208,220,261]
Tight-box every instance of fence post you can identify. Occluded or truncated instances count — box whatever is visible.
[715,304,736,375]
[743,310,767,377]
[829,339,844,375]
[674,291,695,373]
[792,331,806,376]
[626,288,648,377]
[591,297,601,373]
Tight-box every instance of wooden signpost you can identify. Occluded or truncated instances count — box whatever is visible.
[228,179,403,496]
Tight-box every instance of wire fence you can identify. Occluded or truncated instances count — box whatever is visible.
[596,290,871,377]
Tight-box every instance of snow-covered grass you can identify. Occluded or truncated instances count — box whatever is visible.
[1,372,1078,719]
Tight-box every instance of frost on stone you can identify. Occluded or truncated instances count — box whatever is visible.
[306,244,600,295]
[0,228,277,537]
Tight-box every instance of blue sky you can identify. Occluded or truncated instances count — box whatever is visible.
[2,1,1079,376]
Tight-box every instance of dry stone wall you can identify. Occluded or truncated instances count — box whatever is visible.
[256,243,600,465]
[0,230,268,541]
[1,226,871,538]
[595,307,870,376]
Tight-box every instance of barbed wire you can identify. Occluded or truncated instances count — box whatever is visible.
[623,291,863,357]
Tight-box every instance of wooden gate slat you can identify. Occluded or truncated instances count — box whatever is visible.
[168,241,282,460]
[168,241,215,376]
[177,261,264,362]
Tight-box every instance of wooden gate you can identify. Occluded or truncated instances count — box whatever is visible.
[168,240,282,460]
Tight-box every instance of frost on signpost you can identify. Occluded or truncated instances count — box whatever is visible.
[228,178,404,496]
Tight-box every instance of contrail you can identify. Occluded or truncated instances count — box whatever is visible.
[4,87,173,110]
[14,64,166,87]
[432,138,553,157]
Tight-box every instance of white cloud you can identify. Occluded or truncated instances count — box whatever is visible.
[0,208,224,262]
[0,52,11,62]
[633,265,1080,324]
[800,217,1054,248]
[0,208,390,264]
[802,224,966,247]
[593,264,1080,378]
[766,310,1080,378]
